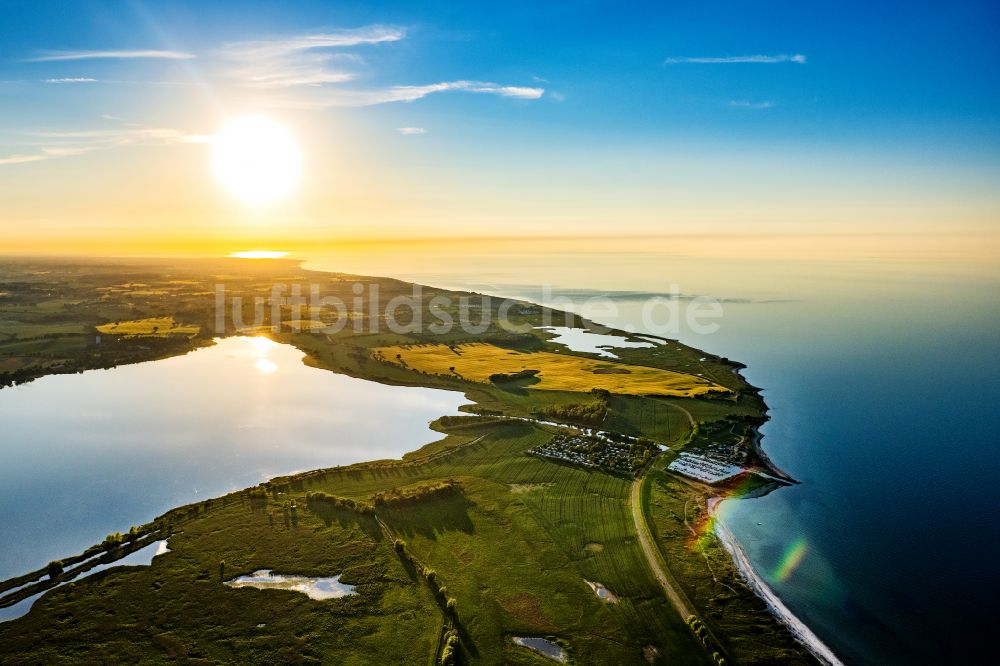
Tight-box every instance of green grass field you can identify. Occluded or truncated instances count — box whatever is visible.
[0,489,442,665]
[300,421,710,664]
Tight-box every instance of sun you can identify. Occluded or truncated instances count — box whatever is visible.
[212,116,301,205]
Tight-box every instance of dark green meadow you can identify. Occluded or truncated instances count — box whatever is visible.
[299,419,708,665]
[0,485,441,665]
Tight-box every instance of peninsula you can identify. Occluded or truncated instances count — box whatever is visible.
[0,257,812,665]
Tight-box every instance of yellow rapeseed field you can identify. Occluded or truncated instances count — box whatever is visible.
[374,342,727,397]
[96,316,200,338]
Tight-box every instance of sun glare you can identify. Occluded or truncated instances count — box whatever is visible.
[229,251,289,259]
[250,336,276,356]
[249,336,278,373]
[255,358,278,374]
[213,116,301,205]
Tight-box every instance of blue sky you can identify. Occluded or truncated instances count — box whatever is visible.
[1,0,999,246]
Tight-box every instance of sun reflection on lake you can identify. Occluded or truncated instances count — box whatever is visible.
[250,336,277,355]
[255,358,278,374]
[249,337,278,373]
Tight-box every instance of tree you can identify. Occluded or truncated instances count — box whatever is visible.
[439,630,459,666]
[47,560,64,579]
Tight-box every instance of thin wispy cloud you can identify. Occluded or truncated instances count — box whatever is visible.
[220,26,404,59]
[359,80,544,105]
[0,153,49,166]
[392,81,543,101]
[0,146,92,166]
[20,25,541,104]
[665,54,806,65]
[214,26,543,104]
[729,100,775,109]
[44,77,98,84]
[468,83,544,99]
[1,127,211,167]
[268,80,545,108]
[220,25,404,88]
[6,25,544,167]
[26,50,195,62]
[29,128,211,145]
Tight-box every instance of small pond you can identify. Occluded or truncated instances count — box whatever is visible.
[512,636,567,662]
[537,326,653,358]
[224,569,357,600]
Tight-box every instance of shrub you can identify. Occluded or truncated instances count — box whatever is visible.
[439,629,460,665]
[372,480,461,508]
[488,369,539,383]
[306,491,375,515]
[533,400,607,426]
[47,560,64,579]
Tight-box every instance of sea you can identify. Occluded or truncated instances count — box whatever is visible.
[306,233,1000,663]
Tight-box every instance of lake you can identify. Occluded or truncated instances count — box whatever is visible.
[0,336,465,583]
[305,234,1000,663]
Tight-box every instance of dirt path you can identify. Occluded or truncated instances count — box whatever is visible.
[629,472,695,619]
[671,402,695,428]
[629,402,731,661]
[630,400,695,620]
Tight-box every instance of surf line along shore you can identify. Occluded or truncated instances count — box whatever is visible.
[708,497,844,666]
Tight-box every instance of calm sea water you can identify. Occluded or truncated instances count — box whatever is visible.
[306,235,1000,663]
[0,336,464,582]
